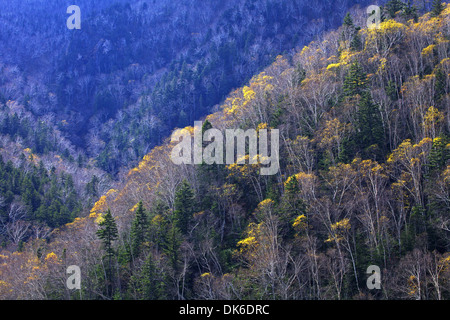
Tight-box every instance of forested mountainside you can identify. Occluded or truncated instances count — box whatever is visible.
[0,1,448,300]
[0,0,379,174]
[0,0,380,258]
[0,102,112,246]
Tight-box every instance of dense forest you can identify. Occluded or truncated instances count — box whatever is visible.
[0,0,449,300]
[0,0,380,257]
[0,0,372,250]
[0,0,378,174]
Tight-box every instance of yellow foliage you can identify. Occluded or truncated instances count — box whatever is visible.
[326,50,355,71]
[256,122,268,130]
[236,222,261,256]
[258,198,274,208]
[407,275,418,296]
[284,174,298,188]
[387,138,432,165]
[379,57,387,72]
[151,214,164,226]
[443,166,450,184]
[129,202,140,212]
[326,218,351,243]
[224,72,273,116]
[300,45,311,56]
[443,3,450,16]
[44,252,58,263]
[421,44,436,56]
[318,118,347,149]
[340,49,355,65]
[439,253,450,272]
[95,213,105,225]
[90,195,107,216]
[226,155,261,179]
[330,218,351,231]
[364,19,406,55]
[296,172,316,182]
[326,63,341,70]
[422,106,444,136]
[292,214,307,229]
[237,236,258,252]
[353,158,387,179]
[379,19,406,32]
[106,189,117,196]
[243,86,256,101]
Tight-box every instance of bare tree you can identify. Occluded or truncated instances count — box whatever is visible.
[6,220,31,245]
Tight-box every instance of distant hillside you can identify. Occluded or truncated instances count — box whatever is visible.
[0,0,381,276]
[0,0,381,174]
[0,1,449,300]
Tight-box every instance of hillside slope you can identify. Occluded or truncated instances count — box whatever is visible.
[0,0,377,174]
[0,0,378,269]
[0,3,449,300]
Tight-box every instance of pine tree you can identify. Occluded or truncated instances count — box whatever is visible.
[428,136,449,174]
[356,91,385,154]
[293,63,306,86]
[96,209,119,296]
[350,27,362,51]
[131,201,149,259]
[402,0,418,21]
[431,0,444,17]
[342,13,354,27]
[138,253,158,299]
[385,0,405,18]
[97,209,119,259]
[201,120,213,147]
[386,80,399,101]
[282,175,307,231]
[174,179,195,234]
[284,174,300,195]
[132,252,166,300]
[341,12,362,52]
[164,222,183,274]
[343,63,367,97]
[86,175,99,198]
